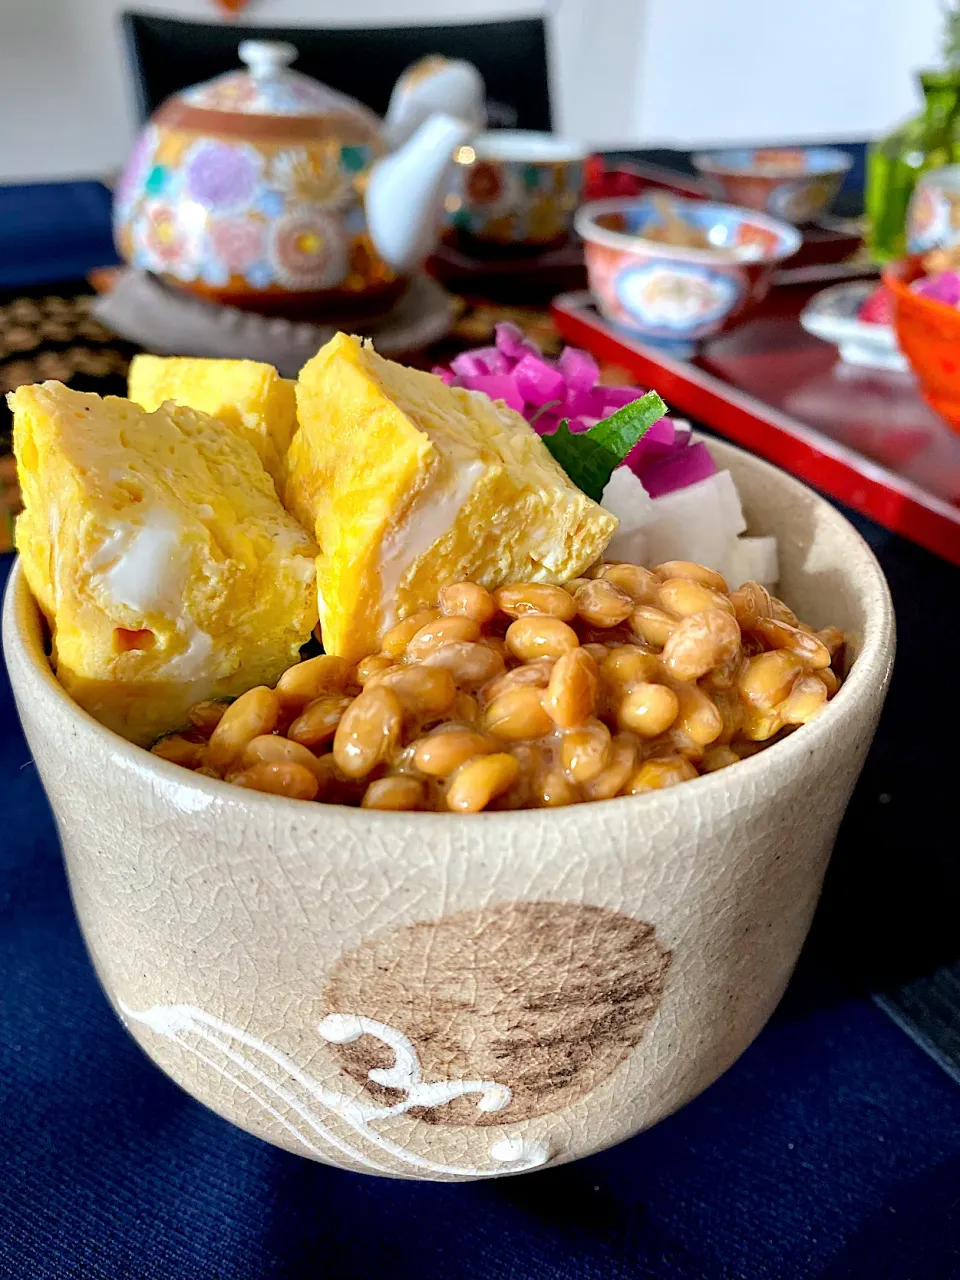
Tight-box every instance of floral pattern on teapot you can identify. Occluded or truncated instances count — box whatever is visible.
[182,68,355,117]
[113,41,479,310]
[115,127,390,295]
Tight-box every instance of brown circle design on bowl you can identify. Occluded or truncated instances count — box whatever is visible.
[323,900,672,1125]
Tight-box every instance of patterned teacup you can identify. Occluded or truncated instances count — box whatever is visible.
[446,131,586,254]
[576,196,801,357]
[692,148,853,225]
[905,165,960,259]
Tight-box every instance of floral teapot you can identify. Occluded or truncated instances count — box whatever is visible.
[113,42,482,316]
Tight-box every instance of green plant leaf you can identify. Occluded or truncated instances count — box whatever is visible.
[541,391,668,503]
[945,0,960,68]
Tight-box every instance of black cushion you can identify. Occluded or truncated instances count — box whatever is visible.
[121,11,551,130]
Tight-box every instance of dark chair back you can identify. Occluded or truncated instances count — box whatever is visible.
[121,11,552,131]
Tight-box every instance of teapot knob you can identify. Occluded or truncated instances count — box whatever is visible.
[238,40,298,79]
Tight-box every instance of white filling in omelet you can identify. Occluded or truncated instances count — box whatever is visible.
[89,511,186,613]
[87,508,214,679]
[376,460,486,633]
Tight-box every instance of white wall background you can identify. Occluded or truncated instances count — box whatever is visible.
[634,0,943,147]
[0,0,946,183]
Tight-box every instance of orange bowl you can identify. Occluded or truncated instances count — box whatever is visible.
[883,256,960,435]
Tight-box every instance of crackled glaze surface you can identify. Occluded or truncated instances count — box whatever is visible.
[3,439,895,1181]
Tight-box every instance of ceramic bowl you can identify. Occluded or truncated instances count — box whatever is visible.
[446,131,587,253]
[905,164,960,256]
[884,256,960,435]
[800,281,909,373]
[3,438,894,1182]
[575,196,801,356]
[692,147,853,224]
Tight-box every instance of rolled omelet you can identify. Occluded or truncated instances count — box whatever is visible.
[286,333,618,661]
[11,381,318,745]
[128,354,297,488]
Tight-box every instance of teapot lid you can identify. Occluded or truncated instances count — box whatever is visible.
[160,40,381,144]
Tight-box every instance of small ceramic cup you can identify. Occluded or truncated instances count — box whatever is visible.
[905,165,960,257]
[446,130,587,253]
[692,147,853,224]
[3,438,894,1182]
[576,196,800,356]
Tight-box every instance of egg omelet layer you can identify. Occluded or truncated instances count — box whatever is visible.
[11,381,318,745]
[128,354,297,489]
[287,333,618,661]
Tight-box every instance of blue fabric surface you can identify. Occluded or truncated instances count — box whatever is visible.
[0,183,119,290]
[2,529,959,1279]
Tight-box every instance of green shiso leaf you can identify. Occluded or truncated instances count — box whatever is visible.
[541,391,668,503]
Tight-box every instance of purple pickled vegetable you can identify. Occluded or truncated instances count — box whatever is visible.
[563,384,604,420]
[442,325,647,435]
[448,350,488,379]
[438,322,714,501]
[461,374,525,413]
[638,441,717,498]
[529,410,563,437]
[623,416,676,472]
[512,353,566,406]
[911,269,960,307]
[495,321,540,361]
[450,347,509,378]
[557,345,600,391]
[595,386,644,411]
[442,322,645,433]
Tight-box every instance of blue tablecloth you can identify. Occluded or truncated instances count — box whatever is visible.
[0,183,119,291]
[3,549,960,1280]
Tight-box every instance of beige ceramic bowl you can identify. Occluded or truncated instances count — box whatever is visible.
[3,439,894,1182]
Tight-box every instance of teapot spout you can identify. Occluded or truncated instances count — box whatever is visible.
[366,113,473,275]
[383,57,485,151]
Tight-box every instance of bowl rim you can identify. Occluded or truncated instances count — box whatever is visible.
[467,130,588,164]
[882,255,960,322]
[690,147,854,179]
[574,196,802,265]
[3,439,895,829]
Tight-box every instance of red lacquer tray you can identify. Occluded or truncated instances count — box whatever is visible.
[551,288,960,566]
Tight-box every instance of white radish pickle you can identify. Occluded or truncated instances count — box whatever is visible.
[724,536,780,590]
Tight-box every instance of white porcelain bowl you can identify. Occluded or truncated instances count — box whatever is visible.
[800,282,909,373]
[2,438,894,1181]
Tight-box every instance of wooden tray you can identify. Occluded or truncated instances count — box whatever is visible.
[551,288,960,566]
